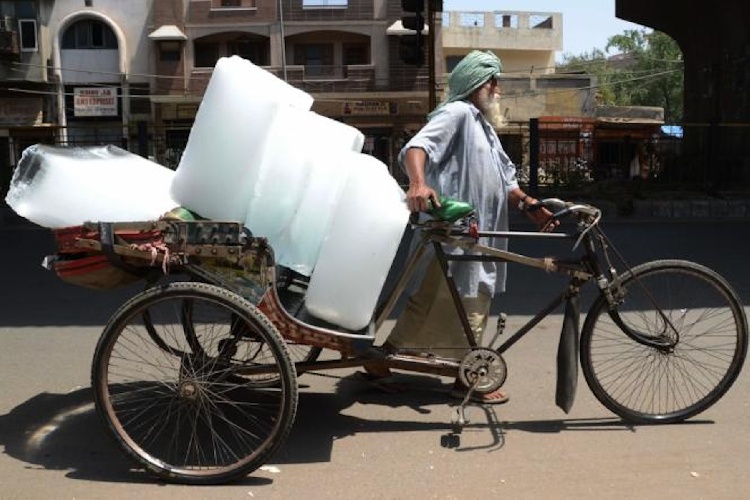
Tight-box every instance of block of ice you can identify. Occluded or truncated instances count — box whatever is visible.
[244,108,364,273]
[272,150,352,276]
[305,154,409,330]
[4,144,178,228]
[170,56,314,222]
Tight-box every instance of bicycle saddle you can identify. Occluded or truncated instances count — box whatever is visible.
[427,196,475,223]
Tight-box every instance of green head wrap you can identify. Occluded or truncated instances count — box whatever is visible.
[428,50,503,119]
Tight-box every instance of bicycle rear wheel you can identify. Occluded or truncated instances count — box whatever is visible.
[581,260,747,424]
[92,282,298,484]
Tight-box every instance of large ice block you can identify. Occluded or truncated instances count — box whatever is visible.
[244,108,364,273]
[5,144,178,228]
[170,56,313,222]
[272,151,351,276]
[305,154,410,330]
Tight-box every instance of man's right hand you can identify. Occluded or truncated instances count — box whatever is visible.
[402,148,438,213]
[406,182,440,213]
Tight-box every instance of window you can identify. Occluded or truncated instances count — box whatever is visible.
[302,0,348,9]
[18,19,36,52]
[530,15,553,29]
[294,44,334,76]
[459,12,484,27]
[342,44,368,65]
[441,12,451,27]
[61,20,117,49]
[228,40,268,65]
[495,14,518,29]
[194,41,220,68]
[129,84,151,115]
[159,41,181,62]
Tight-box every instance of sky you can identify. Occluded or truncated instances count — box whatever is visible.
[443,0,648,59]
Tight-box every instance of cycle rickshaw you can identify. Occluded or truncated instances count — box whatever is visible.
[47,198,748,484]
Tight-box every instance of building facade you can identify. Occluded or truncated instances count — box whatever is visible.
[1,0,603,193]
[0,0,55,189]
[149,0,437,172]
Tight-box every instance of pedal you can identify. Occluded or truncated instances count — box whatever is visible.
[440,433,461,448]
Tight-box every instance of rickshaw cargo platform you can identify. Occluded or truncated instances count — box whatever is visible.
[45,218,373,355]
[47,220,258,289]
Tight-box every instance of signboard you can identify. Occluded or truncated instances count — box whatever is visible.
[74,87,118,117]
[342,100,396,116]
[0,97,43,126]
[539,116,595,131]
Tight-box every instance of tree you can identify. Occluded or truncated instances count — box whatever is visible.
[606,30,684,123]
[558,48,618,106]
[559,29,684,123]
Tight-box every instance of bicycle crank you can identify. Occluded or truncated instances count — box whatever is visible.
[457,348,507,394]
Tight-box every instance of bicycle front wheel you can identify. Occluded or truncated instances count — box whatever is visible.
[581,260,747,424]
[92,282,298,484]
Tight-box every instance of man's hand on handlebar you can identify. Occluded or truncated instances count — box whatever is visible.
[406,182,440,213]
[523,200,560,233]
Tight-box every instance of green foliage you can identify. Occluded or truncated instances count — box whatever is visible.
[558,48,617,105]
[559,29,684,123]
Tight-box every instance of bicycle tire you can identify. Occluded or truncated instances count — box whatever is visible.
[581,260,748,424]
[91,281,298,484]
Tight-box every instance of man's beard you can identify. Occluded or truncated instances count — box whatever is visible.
[477,93,507,129]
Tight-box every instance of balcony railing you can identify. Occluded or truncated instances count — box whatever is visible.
[442,10,562,52]
[281,64,378,92]
[210,0,256,9]
[185,64,377,94]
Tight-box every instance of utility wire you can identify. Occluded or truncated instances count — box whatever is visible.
[5,62,683,104]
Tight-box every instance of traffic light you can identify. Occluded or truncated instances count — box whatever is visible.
[400,0,425,66]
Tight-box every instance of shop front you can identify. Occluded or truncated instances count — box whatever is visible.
[537,116,595,185]
[312,94,429,185]
[0,92,54,193]
[62,85,124,148]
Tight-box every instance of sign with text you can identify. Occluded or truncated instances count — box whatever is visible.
[342,100,395,116]
[74,87,118,117]
[0,97,43,125]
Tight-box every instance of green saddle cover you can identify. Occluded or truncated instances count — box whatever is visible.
[427,196,475,223]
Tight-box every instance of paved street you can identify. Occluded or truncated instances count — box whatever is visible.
[1,219,749,499]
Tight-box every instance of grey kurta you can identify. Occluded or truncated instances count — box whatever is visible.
[398,99,519,297]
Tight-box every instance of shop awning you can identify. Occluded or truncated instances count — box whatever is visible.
[148,25,187,41]
[595,105,664,125]
[596,117,664,125]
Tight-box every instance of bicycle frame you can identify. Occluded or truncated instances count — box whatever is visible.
[259,197,687,380]
[373,222,596,358]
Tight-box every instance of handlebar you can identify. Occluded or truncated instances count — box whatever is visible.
[412,197,602,249]
[527,198,602,248]
[413,197,602,232]
[527,198,601,221]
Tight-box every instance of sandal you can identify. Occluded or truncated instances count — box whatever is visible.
[449,383,510,405]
